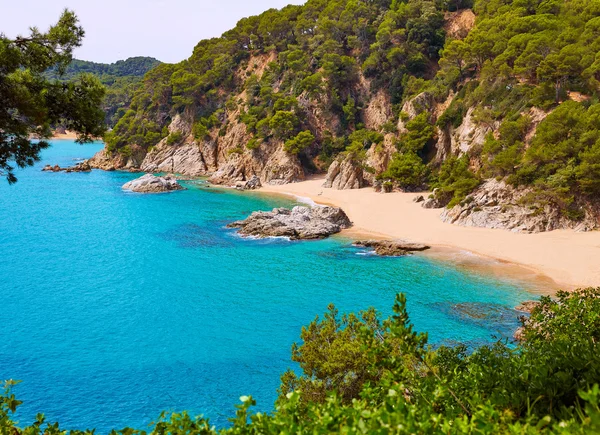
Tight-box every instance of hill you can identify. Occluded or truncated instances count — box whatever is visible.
[46,57,161,126]
[88,0,600,232]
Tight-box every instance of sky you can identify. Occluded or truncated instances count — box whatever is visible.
[2,0,305,64]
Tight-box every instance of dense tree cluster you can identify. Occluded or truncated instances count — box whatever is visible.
[429,0,600,211]
[45,57,161,127]
[3,288,600,434]
[0,10,105,183]
[105,0,448,158]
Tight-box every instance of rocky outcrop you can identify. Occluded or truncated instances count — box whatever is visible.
[227,206,352,240]
[87,110,305,186]
[323,154,370,189]
[397,92,435,132]
[235,175,262,190]
[42,162,91,172]
[441,179,600,232]
[122,173,184,193]
[141,143,208,176]
[515,301,540,313]
[444,9,476,40]
[354,240,430,256]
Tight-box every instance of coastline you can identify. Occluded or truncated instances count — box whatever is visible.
[258,176,600,292]
[52,130,79,140]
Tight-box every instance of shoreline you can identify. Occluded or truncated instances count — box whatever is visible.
[257,177,600,292]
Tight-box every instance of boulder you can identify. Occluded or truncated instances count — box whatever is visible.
[227,205,352,240]
[323,155,369,190]
[236,175,262,190]
[122,173,185,193]
[354,240,430,256]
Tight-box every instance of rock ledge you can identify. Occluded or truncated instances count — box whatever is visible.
[354,240,430,256]
[227,206,352,240]
[122,173,185,193]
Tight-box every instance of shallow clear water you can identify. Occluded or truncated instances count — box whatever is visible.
[0,141,533,432]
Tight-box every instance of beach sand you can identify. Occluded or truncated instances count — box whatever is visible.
[52,130,79,140]
[259,177,600,292]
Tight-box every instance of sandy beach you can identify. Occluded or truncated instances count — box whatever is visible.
[52,130,79,140]
[260,177,600,292]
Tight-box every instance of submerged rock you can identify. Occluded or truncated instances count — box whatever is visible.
[122,173,185,193]
[354,240,430,256]
[227,206,352,240]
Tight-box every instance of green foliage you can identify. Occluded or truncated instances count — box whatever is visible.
[398,112,434,153]
[44,56,160,81]
[166,131,183,145]
[5,289,600,434]
[284,131,314,155]
[379,152,427,189]
[245,138,260,150]
[0,9,106,183]
[269,111,299,140]
[435,155,480,207]
[103,0,447,159]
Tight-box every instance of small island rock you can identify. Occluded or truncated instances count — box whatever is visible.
[354,239,430,256]
[122,173,185,193]
[227,206,352,240]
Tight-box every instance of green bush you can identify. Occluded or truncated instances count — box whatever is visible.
[379,152,427,189]
[435,155,481,207]
[284,130,314,155]
[166,131,183,145]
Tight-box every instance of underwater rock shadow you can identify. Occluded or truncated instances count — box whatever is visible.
[160,223,235,248]
[430,301,522,340]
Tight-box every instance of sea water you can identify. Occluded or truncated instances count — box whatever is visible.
[0,140,534,432]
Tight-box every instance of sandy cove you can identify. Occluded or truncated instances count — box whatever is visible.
[259,177,600,292]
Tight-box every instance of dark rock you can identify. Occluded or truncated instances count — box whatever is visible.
[354,239,430,256]
[236,175,262,190]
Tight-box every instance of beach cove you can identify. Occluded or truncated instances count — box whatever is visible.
[260,177,600,291]
[0,140,543,432]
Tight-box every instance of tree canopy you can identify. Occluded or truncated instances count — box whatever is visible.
[0,9,106,183]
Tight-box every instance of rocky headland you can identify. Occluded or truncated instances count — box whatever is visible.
[122,173,184,193]
[227,206,352,240]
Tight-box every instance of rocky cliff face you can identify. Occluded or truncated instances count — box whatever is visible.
[89,110,305,185]
[441,180,600,233]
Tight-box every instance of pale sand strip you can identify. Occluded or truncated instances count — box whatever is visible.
[259,177,600,291]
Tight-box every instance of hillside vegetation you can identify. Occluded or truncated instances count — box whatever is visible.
[92,0,600,229]
[3,288,600,434]
[46,57,160,126]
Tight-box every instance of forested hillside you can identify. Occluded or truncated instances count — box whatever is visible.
[46,57,160,126]
[89,0,600,232]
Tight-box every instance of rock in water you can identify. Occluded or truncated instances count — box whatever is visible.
[227,206,352,240]
[354,240,430,256]
[122,173,185,193]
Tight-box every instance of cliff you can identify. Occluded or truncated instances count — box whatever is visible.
[88,0,600,233]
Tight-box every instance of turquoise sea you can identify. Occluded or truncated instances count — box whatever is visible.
[0,140,534,432]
